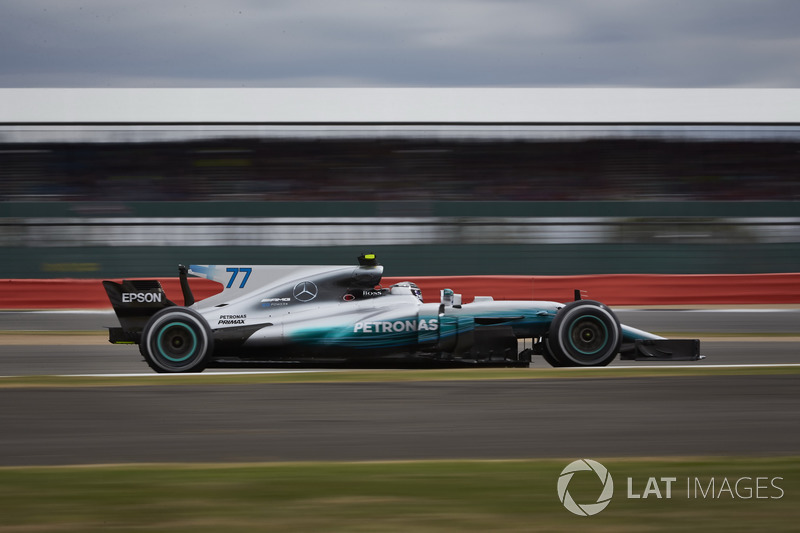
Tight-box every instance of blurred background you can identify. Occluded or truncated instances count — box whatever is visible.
[1,124,799,278]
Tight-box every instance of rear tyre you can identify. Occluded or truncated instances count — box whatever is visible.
[546,300,621,367]
[140,307,213,373]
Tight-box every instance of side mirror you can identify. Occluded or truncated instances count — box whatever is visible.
[440,289,462,307]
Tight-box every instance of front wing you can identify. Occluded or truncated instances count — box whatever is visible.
[620,339,703,361]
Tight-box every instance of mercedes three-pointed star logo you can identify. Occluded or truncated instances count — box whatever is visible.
[293,281,318,302]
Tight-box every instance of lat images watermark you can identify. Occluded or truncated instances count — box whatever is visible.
[558,459,786,516]
[557,459,614,516]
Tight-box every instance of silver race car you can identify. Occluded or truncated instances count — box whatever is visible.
[103,254,701,373]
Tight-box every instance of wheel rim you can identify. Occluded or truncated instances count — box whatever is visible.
[156,322,198,362]
[567,315,608,356]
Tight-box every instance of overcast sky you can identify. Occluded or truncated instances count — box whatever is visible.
[0,0,798,88]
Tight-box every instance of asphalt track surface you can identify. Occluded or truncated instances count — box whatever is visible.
[0,309,798,466]
[1,309,798,375]
[1,341,799,376]
[2,376,799,466]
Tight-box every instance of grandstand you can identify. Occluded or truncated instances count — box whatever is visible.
[2,129,799,202]
[1,89,798,277]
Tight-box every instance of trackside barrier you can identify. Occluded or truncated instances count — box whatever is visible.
[1,273,800,309]
[384,274,800,306]
[0,278,223,310]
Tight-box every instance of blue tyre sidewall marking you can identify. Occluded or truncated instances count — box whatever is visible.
[567,314,609,356]
[156,321,198,363]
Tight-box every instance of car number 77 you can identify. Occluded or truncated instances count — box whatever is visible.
[225,267,252,289]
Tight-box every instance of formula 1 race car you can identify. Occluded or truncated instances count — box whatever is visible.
[103,254,701,373]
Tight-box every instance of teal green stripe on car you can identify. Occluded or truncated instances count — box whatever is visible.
[621,324,665,342]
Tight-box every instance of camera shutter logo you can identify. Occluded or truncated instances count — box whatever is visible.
[557,459,614,516]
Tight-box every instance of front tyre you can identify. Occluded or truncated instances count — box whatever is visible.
[546,300,621,367]
[140,307,213,373]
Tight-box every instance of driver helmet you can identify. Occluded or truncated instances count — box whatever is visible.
[389,281,423,302]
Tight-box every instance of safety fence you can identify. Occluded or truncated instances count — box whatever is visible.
[2,273,799,309]
[3,201,800,278]
[3,217,799,247]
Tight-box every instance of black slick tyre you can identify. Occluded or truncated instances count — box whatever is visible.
[541,338,566,367]
[547,300,621,367]
[140,307,213,373]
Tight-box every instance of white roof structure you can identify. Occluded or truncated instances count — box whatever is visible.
[1,88,799,124]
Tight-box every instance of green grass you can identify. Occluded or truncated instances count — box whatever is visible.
[0,458,797,532]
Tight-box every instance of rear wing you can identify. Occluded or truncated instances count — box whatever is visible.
[102,279,176,344]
